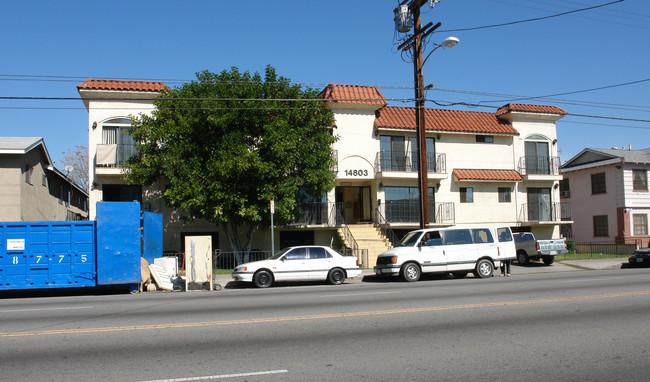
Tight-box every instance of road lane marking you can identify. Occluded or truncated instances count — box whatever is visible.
[138,369,289,381]
[320,291,401,298]
[1,306,94,313]
[2,290,649,338]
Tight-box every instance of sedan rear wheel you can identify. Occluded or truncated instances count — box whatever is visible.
[327,268,346,285]
[253,270,273,288]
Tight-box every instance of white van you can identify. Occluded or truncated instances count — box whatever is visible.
[374,226,516,281]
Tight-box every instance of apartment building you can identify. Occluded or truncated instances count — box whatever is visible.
[80,80,568,263]
[0,137,88,221]
[560,147,649,246]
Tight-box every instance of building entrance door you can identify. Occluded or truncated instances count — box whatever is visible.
[335,186,372,224]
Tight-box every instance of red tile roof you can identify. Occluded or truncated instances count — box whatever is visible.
[453,169,523,182]
[77,78,167,92]
[375,106,519,135]
[320,83,387,107]
[496,103,568,116]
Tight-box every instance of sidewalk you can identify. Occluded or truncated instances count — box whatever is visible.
[359,258,629,279]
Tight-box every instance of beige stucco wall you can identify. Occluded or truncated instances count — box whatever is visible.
[0,156,22,221]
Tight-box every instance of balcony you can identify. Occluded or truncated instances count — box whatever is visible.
[96,143,136,168]
[519,202,572,224]
[383,200,455,226]
[375,151,446,179]
[285,201,455,227]
[518,156,561,180]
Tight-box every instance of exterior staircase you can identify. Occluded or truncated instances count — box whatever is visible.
[337,223,393,268]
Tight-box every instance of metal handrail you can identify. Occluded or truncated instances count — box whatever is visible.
[330,203,360,258]
[375,207,399,247]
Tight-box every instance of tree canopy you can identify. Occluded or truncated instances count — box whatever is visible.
[125,66,337,252]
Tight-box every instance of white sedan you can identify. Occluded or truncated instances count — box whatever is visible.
[232,246,362,288]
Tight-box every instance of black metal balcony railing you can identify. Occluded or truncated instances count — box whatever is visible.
[518,156,560,176]
[520,202,571,222]
[290,202,330,226]
[375,151,446,174]
[384,200,455,225]
[96,143,137,167]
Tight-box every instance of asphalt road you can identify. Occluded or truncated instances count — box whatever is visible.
[1,263,649,381]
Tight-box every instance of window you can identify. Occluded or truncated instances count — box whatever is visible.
[472,229,494,244]
[25,165,33,184]
[476,135,494,143]
[309,247,331,259]
[102,118,136,165]
[633,170,648,191]
[593,215,609,237]
[527,188,552,221]
[497,227,513,242]
[498,187,511,203]
[285,248,308,260]
[421,231,442,246]
[384,186,435,223]
[42,173,47,187]
[591,172,606,194]
[559,178,570,198]
[460,187,473,203]
[633,214,648,236]
[441,229,473,245]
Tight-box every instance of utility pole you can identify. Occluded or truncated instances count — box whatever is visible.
[396,0,440,229]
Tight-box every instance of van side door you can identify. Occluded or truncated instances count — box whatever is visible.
[441,229,477,271]
[418,231,447,274]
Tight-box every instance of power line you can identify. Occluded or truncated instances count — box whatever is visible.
[437,0,625,33]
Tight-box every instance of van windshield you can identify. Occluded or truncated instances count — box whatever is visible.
[399,232,422,247]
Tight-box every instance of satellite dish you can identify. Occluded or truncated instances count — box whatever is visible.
[64,165,74,173]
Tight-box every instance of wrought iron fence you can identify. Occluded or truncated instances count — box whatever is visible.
[290,202,330,225]
[384,200,454,225]
[556,241,639,260]
[518,155,560,176]
[375,151,446,173]
[520,202,570,222]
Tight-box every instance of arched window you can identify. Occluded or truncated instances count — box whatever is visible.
[524,135,550,175]
[101,118,135,165]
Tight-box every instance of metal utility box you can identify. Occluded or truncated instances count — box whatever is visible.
[0,221,96,290]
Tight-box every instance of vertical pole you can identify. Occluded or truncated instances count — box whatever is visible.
[270,200,275,254]
[412,5,429,228]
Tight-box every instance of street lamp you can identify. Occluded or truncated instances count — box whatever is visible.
[413,35,458,229]
[394,1,459,229]
[423,36,459,66]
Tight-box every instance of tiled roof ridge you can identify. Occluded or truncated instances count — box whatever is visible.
[496,103,568,116]
[320,83,387,107]
[375,106,519,136]
[453,168,524,181]
[77,78,167,92]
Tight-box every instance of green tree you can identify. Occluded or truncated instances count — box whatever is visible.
[125,66,337,258]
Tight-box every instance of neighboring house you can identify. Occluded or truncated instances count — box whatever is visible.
[80,79,568,264]
[560,147,650,246]
[0,137,88,221]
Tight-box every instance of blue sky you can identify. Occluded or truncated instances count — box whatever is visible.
[1,0,648,166]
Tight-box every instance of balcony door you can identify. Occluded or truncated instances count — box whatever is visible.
[409,137,436,172]
[102,118,135,165]
[380,136,406,171]
[524,139,550,175]
[527,188,551,221]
